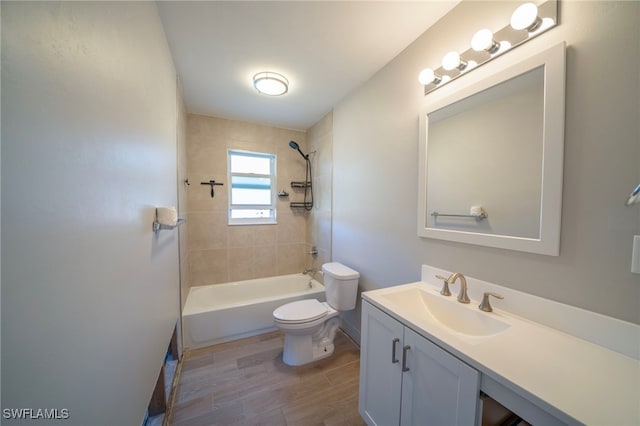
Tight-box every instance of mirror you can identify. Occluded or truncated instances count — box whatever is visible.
[418,42,565,255]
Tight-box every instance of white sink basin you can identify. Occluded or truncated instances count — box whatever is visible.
[380,287,511,337]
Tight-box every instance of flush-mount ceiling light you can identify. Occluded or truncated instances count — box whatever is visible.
[253,72,289,96]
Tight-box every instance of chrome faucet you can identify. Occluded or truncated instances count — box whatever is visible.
[303,268,318,276]
[448,272,470,304]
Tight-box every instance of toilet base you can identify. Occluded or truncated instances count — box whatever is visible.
[281,317,339,366]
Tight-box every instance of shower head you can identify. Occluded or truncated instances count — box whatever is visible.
[288,140,308,160]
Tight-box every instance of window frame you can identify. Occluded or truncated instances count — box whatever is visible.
[227,149,277,225]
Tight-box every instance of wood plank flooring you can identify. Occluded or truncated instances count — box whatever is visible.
[168,330,366,426]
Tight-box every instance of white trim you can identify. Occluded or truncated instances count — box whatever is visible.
[227,149,277,225]
[418,42,565,256]
[228,218,277,226]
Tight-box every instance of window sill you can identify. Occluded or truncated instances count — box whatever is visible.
[228,219,278,226]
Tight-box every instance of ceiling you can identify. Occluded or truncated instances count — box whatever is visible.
[157,1,459,131]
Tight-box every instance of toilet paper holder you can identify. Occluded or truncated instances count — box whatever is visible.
[153,207,186,232]
[153,218,185,232]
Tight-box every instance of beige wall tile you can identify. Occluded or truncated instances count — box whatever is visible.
[310,212,332,254]
[188,137,226,173]
[277,211,307,244]
[225,118,261,143]
[228,225,255,248]
[188,211,228,251]
[228,247,254,282]
[190,249,228,286]
[253,225,278,246]
[306,111,333,267]
[277,243,306,275]
[188,114,225,141]
[253,246,278,278]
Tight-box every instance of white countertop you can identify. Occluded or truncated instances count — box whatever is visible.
[362,280,640,425]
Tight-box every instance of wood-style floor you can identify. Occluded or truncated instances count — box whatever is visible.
[168,330,366,426]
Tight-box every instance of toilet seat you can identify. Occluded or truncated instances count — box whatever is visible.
[273,299,328,324]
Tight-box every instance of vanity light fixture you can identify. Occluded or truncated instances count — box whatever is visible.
[418,0,557,95]
[253,71,289,96]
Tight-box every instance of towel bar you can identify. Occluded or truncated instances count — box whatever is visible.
[431,211,488,220]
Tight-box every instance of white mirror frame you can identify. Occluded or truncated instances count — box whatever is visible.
[418,41,565,256]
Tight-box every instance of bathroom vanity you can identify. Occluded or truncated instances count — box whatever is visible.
[358,266,640,425]
[359,301,480,425]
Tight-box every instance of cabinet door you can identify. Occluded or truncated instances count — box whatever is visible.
[359,301,405,426]
[400,328,480,426]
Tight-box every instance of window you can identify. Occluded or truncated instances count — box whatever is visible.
[228,149,277,224]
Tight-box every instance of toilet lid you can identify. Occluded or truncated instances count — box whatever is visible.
[273,299,327,323]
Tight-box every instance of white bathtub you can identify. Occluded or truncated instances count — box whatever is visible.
[182,274,325,350]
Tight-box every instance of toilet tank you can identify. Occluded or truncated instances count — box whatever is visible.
[322,262,360,311]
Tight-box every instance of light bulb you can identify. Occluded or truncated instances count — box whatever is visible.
[471,29,500,54]
[510,3,541,32]
[542,17,555,30]
[442,51,467,71]
[418,68,440,85]
[498,41,512,54]
[528,17,555,36]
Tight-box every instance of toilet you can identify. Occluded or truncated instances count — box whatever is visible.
[273,262,360,366]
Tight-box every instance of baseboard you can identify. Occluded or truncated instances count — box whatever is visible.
[339,319,361,346]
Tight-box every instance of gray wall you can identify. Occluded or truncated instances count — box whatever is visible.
[333,1,640,339]
[2,2,180,424]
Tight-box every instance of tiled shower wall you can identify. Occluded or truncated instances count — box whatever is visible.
[186,114,318,286]
[306,111,333,273]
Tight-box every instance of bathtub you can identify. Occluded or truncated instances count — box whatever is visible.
[182,274,325,350]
